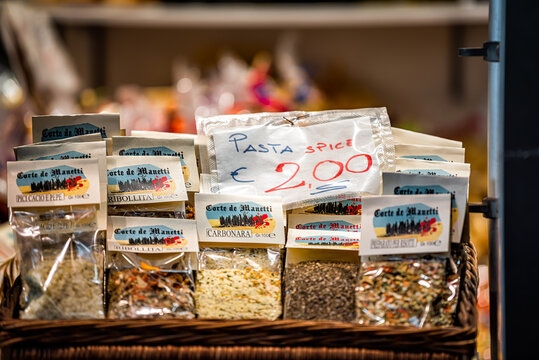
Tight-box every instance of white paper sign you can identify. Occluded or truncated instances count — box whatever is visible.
[212,118,380,209]
[107,216,198,253]
[107,156,188,205]
[32,113,121,142]
[7,159,101,208]
[195,193,285,244]
[383,172,468,243]
[360,194,451,255]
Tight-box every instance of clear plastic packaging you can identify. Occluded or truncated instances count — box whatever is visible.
[108,202,186,219]
[284,260,359,322]
[10,205,104,319]
[195,247,282,320]
[107,252,196,319]
[356,255,449,327]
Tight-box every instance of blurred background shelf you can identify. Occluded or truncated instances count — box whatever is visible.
[39,2,489,28]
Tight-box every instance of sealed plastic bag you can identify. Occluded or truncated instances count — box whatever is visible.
[7,158,104,319]
[195,247,282,320]
[284,259,359,322]
[356,256,448,327]
[107,252,196,319]
[197,108,395,209]
[11,205,104,319]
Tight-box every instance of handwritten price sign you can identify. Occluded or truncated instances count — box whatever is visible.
[212,118,380,208]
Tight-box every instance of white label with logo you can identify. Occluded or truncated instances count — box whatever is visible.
[32,113,121,142]
[195,193,285,244]
[7,159,101,207]
[108,216,198,253]
[107,156,187,205]
[360,194,451,255]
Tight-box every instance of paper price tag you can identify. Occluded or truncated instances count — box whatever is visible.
[212,118,380,209]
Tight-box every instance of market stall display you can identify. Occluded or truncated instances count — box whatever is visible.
[0,110,479,359]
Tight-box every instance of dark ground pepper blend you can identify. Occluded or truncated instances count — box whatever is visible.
[284,260,359,322]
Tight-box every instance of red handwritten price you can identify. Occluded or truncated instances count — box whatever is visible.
[265,154,372,195]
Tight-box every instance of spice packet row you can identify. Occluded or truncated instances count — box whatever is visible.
[197,108,395,210]
[195,193,285,245]
[14,141,108,230]
[107,156,187,205]
[395,144,465,163]
[112,136,200,192]
[383,172,468,243]
[32,113,121,143]
[287,213,361,250]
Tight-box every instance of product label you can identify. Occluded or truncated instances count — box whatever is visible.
[383,172,468,243]
[32,113,121,142]
[195,193,285,244]
[360,194,451,255]
[7,159,101,207]
[112,136,199,192]
[107,216,198,253]
[395,144,466,163]
[395,158,470,178]
[212,117,380,209]
[15,142,108,230]
[107,156,187,205]
[288,214,361,233]
[391,127,463,148]
[292,196,361,215]
[287,229,360,249]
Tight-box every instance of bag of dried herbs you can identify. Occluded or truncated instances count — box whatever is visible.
[356,255,449,327]
[7,159,105,319]
[283,247,360,322]
[106,216,199,319]
[195,247,282,320]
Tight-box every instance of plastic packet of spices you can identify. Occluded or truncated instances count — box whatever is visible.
[195,247,282,320]
[283,246,360,322]
[107,252,196,319]
[7,159,104,319]
[106,216,198,319]
[356,255,449,327]
[196,108,395,210]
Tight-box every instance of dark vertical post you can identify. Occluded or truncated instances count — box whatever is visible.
[502,0,539,358]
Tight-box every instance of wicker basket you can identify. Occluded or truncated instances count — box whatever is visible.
[0,242,478,360]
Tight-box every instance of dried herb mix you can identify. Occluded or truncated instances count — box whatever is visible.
[284,260,359,322]
[356,258,446,327]
[195,248,282,320]
[108,269,195,319]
